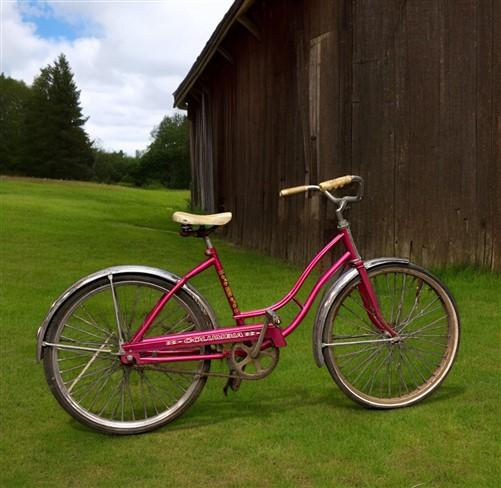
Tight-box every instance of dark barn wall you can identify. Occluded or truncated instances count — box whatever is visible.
[187,0,500,270]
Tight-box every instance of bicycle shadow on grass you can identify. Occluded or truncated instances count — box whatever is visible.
[65,384,465,435]
[167,383,466,432]
[165,386,341,431]
[412,384,465,404]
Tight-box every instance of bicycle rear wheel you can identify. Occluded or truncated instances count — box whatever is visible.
[322,263,459,408]
[43,274,211,434]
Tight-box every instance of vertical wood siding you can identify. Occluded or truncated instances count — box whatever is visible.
[186,0,500,270]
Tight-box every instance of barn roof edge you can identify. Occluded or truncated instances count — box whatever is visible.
[173,0,255,109]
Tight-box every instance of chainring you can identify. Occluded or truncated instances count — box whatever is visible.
[228,342,279,380]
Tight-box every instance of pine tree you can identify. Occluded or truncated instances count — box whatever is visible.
[0,74,31,173]
[23,54,94,180]
[21,67,52,176]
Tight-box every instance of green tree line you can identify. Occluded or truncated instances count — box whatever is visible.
[0,54,190,188]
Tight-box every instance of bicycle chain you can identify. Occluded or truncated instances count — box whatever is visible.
[133,344,278,381]
[135,364,243,380]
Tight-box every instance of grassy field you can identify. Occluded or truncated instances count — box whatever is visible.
[0,177,499,487]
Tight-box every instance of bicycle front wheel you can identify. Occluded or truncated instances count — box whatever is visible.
[43,274,211,434]
[322,263,460,408]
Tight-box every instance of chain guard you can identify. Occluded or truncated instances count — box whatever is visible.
[227,342,279,380]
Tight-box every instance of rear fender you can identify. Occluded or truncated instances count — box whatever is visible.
[36,265,218,361]
[312,257,410,367]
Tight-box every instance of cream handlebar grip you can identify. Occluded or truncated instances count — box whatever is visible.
[279,185,309,197]
[318,175,353,192]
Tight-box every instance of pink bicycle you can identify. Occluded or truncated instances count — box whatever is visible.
[37,175,460,434]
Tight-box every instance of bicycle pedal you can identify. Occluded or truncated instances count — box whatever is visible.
[223,375,242,396]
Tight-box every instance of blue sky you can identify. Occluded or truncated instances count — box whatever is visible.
[3,0,233,153]
[18,1,100,41]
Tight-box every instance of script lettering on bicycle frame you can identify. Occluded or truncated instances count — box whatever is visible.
[165,330,259,346]
[217,269,241,315]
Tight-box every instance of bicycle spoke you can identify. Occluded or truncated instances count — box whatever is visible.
[334,343,380,359]
[390,273,397,324]
[97,376,124,417]
[387,347,395,397]
[108,275,125,346]
[142,370,176,405]
[57,349,113,361]
[64,323,109,342]
[409,333,449,338]
[362,347,392,394]
[67,335,114,393]
[120,373,125,421]
[71,363,118,404]
[404,342,445,358]
[138,370,148,419]
[403,315,448,337]
[404,346,437,377]
[406,336,448,348]
[394,350,417,390]
[394,273,407,326]
[340,302,378,333]
[63,363,115,386]
[342,347,381,380]
[398,352,410,395]
[352,354,380,388]
[80,303,112,335]
[336,347,381,375]
[59,335,109,347]
[127,285,141,335]
[400,347,428,385]
[138,370,160,415]
[71,316,111,338]
[124,370,136,421]
[399,297,441,332]
[157,314,191,334]
[163,372,188,394]
[68,364,118,400]
[87,366,118,412]
[59,359,107,374]
[404,280,424,325]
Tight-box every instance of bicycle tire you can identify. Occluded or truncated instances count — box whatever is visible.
[43,273,211,434]
[322,263,460,408]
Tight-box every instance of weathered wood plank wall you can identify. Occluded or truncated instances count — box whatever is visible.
[187,0,500,270]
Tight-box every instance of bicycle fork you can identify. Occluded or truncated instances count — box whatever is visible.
[353,260,399,338]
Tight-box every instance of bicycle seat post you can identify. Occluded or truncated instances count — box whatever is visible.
[204,235,213,250]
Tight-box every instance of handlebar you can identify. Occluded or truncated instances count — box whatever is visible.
[318,175,354,192]
[279,175,364,204]
[279,185,311,197]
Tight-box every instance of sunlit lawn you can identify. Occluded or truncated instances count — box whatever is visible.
[0,177,499,487]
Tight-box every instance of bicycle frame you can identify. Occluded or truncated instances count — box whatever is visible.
[122,227,397,365]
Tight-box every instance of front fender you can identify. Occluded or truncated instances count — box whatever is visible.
[36,265,219,361]
[312,257,410,367]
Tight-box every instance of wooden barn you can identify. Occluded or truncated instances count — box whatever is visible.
[174,0,500,270]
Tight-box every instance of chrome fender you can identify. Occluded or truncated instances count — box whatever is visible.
[36,265,219,361]
[312,257,410,367]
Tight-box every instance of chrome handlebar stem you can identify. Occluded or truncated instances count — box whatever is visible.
[307,176,364,228]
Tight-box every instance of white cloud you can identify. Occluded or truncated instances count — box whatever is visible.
[1,0,233,154]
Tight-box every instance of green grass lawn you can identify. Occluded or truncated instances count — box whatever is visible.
[1,177,499,487]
